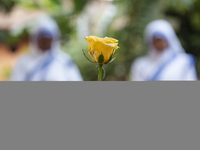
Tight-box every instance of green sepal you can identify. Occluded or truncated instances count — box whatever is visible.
[105,55,113,64]
[108,53,118,64]
[108,56,117,64]
[96,66,106,80]
[104,49,113,64]
[82,49,96,63]
[98,53,105,65]
[105,48,118,64]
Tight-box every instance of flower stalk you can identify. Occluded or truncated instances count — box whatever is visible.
[98,64,103,81]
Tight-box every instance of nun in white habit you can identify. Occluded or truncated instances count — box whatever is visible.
[10,16,83,81]
[130,20,197,81]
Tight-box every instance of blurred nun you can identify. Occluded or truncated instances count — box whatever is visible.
[130,20,197,81]
[10,16,83,81]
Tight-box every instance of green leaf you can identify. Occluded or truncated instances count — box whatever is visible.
[101,67,106,80]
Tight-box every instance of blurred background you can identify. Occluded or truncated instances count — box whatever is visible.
[0,0,200,81]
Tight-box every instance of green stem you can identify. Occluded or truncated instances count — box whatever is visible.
[98,64,103,81]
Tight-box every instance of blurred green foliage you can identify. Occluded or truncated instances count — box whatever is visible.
[0,0,16,12]
[1,0,200,80]
[73,0,88,13]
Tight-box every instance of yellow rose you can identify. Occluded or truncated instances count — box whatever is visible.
[84,36,119,64]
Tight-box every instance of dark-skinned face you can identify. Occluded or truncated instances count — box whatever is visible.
[153,38,168,53]
[37,36,53,52]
